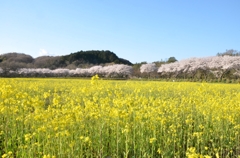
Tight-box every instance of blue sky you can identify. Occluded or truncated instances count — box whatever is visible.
[0,0,239,63]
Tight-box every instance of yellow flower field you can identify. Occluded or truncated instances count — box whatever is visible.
[0,77,240,158]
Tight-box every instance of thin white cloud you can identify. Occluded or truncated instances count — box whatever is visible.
[38,49,50,56]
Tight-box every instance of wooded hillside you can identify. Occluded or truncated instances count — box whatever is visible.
[0,50,132,70]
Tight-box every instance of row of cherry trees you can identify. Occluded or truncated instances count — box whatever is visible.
[1,56,240,80]
[140,56,240,80]
[0,64,133,78]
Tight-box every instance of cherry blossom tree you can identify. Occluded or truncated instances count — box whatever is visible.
[88,66,103,76]
[140,63,157,73]
[158,56,240,80]
[140,63,157,78]
[114,64,133,77]
[102,64,132,78]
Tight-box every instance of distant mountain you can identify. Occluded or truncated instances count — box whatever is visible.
[0,50,132,70]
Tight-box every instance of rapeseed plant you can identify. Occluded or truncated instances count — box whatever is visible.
[0,78,240,157]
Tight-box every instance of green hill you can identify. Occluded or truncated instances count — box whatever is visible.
[62,50,132,65]
[0,50,132,70]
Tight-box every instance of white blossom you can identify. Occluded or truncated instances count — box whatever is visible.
[13,64,133,77]
[140,63,157,73]
[88,66,103,75]
[102,64,132,77]
[158,56,240,78]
